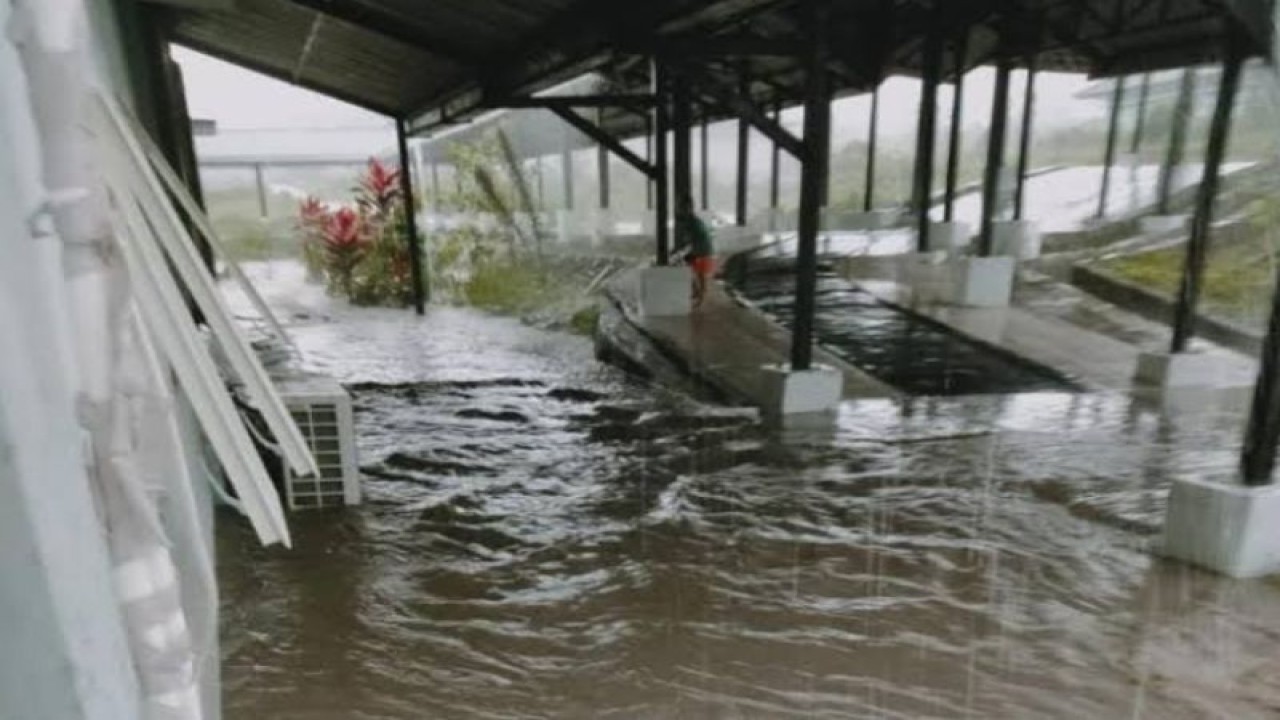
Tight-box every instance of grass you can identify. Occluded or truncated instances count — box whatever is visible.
[1100,231,1279,330]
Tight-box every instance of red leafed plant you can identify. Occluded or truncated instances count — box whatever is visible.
[322,207,370,297]
[296,158,419,306]
[357,158,401,217]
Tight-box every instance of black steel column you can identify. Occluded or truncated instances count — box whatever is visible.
[790,0,832,372]
[770,101,782,209]
[978,58,1012,256]
[645,116,654,210]
[735,73,751,226]
[1014,59,1037,221]
[700,114,710,210]
[912,19,944,251]
[534,158,544,210]
[597,109,610,209]
[1130,73,1152,156]
[673,66,694,242]
[1158,68,1197,215]
[1242,257,1280,485]
[253,164,268,218]
[943,30,968,222]
[864,85,880,212]
[431,161,441,211]
[1170,52,1243,353]
[562,146,574,211]
[1097,77,1126,219]
[396,118,427,314]
[653,59,671,264]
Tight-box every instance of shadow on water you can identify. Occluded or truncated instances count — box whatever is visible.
[218,302,1280,719]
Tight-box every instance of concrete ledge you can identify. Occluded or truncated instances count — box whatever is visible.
[992,220,1042,259]
[1071,263,1263,355]
[926,221,971,254]
[638,266,691,317]
[759,363,842,419]
[1134,351,1221,388]
[1161,476,1280,578]
[1140,214,1188,236]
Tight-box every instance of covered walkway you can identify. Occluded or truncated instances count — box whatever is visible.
[135,0,1280,577]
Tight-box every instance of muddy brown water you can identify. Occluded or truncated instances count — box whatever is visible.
[220,304,1280,719]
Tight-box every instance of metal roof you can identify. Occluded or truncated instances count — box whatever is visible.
[160,0,1273,141]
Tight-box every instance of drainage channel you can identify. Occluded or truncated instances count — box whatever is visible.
[726,256,1079,396]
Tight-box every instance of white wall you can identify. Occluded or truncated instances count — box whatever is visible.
[0,3,142,718]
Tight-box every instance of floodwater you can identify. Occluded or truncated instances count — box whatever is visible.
[221,263,1280,719]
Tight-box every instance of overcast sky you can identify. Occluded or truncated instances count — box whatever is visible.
[172,46,1104,143]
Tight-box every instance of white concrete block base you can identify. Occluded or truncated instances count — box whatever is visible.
[991,220,1042,260]
[823,209,896,232]
[904,252,953,304]
[949,256,1016,308]
[1134,351,1220,389]
[905,254,1015,307]
[759,363,842,418]
[757,208,793,233]
[716,225,763,255]
[1140,215,1188,236]
[638,266,692,317]
[926,221,971,254]
[591,209,616,242]
[1161,476,1280,578]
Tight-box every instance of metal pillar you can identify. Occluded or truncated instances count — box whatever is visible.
[943,30,968,222]
[1170,52,1243,354]
[1014,60,1037,221]
[396,118,427,314]
[912,19,944,251]
[653,59,671,264]
[645,116,654,210]
[1130,73,1152,156]
[253,164,268,218]
[1097,77,1125,219]
[1242,256,1280,485]
[790,0,832,372]
[700,114,710,210]
[735,73,750,226]
[864,85,880,212]
[1158,68,1198,214]
[770,101,782,209]
[673,66,694,246]
[597,109,610,209]
[431,161,441,211]
[978,58,1012,256]
[561,146,574,211]
[534,158,544,210]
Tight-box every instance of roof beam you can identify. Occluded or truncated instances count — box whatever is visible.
[491,94,657,111]
[682,64,805,160]
[635,34,804,58]
[548,106,657,179]
[279,0,481,65]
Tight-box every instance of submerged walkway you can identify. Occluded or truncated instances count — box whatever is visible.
[836,253,1258,392]
[606,268,898,407]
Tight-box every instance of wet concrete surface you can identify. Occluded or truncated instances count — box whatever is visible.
[219,262,1280,719]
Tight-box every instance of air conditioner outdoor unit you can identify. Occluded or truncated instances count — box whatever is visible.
[277,375,359,509]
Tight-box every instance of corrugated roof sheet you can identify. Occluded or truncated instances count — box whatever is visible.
[160,0,1271,140]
